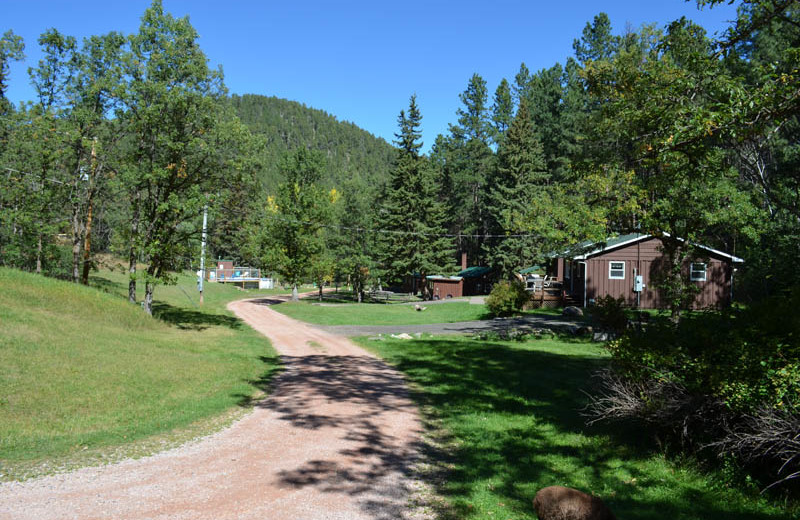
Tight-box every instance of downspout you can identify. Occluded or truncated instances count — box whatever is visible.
[579,261,587,308]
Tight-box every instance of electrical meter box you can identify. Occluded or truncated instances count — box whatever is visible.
[634,275,644,292]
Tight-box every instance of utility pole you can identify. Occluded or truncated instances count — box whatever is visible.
[199,204,208,305]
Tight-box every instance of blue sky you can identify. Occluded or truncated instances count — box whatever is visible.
[4,0,739,151]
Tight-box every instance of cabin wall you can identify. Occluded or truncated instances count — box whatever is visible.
[576,238,732,309]
[430,279,463,299]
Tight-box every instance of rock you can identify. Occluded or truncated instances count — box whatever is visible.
[533,486,616,520]
[562,306,584,317]
[593,332,609,342]
[391,333,413,340]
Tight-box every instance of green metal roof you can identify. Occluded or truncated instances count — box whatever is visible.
[457,266,491,278]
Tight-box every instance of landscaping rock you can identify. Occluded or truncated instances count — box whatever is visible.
[562,306,584,317]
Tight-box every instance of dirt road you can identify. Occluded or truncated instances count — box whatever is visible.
[0,297,428,520]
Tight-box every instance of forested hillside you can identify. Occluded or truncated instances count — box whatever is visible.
[228,94,394,191]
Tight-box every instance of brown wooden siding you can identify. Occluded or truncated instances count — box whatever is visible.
[429,279,463,299]
[566,237,733,309]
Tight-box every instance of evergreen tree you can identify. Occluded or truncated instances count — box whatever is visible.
[443,74,495,265]
[573,12,619,64]
[490,78,513,147]
[379,95,453,297]
[485,98,548,279]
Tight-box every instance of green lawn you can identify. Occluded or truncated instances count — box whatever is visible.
[0,267,283,480]
[273,300,491,326]
[357,335,793,520]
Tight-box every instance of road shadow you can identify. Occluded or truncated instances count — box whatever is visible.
[367,337,788,520]
[151,302,241,331]
[256,354,429,520]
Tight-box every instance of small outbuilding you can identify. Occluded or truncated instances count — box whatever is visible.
[548,233,743,309]
[427,266,492,300]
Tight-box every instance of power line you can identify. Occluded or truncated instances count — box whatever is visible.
[225,206,543,240]
[4,166,67,186]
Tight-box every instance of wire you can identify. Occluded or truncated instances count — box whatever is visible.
[4,166,67,185]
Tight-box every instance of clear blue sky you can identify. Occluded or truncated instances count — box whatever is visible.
[4,0,738,152]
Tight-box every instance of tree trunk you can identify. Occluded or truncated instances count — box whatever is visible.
[143,279,155,316]
[291,283,299,302]
[318,283,323,302]
[81,145,97,286]
[35,234,42,274]
[71,214,82,283]
[128,193,140,304]
[81,195,93,285]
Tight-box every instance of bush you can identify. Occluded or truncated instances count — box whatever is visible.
[591,295,628,332]
[485,280,529,317]
[586,287,800,491]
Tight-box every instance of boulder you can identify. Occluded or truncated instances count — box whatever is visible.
[533,486,616,520]
[562,306,584,317]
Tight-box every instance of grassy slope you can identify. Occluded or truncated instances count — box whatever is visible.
[0,268,281,479]
[273,300,491,326]
[357,335,792,520]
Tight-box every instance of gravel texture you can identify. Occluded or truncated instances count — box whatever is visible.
[0,296,431,520]
[315,313,584,338]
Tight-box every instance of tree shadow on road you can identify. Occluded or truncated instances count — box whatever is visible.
[256,353,432,520]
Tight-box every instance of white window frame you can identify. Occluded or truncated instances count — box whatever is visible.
[609,261,626,280]
[690,262,707,282]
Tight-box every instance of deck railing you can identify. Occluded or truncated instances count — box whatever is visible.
[207,268,261,281]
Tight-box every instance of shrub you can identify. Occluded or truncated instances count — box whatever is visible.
[591,295,628,332]
[485,280,529,317]
[586,287,800,491]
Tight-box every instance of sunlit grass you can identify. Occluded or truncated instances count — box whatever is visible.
[357,335,793,520]
[273,300,491,326]
[0,267,282,479]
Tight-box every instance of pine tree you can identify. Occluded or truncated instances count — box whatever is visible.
[491,78,513,147]
[443,73,495,264]
[379,95,453,297]
[485,97,548,280]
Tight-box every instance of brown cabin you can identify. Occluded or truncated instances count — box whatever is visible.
[426,253,492,299]
[551,234,743,309]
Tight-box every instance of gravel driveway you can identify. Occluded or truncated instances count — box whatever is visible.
[315,313,584,337]
[0,297,431,520]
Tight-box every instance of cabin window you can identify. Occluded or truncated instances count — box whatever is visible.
[609,261,625,280]
[690,262,707,281]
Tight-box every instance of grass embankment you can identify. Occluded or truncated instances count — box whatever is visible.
[274,299,491,326]
[357,335,792,520]
[0,267,282,480]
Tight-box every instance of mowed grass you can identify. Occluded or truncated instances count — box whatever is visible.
[357,335,793,520]
[0,267,281,479]
[273,300,490,326]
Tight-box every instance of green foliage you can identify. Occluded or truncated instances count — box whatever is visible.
[591,295,628,332]
[607,290,800,414]
[246,148,335,299]
[359,334,789,519]
[438,74,496,263]
[484,97,548,279]
[0,29,25,111]
[379,95,453,294]
[228,93,395,192]
[485,280,528,317]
